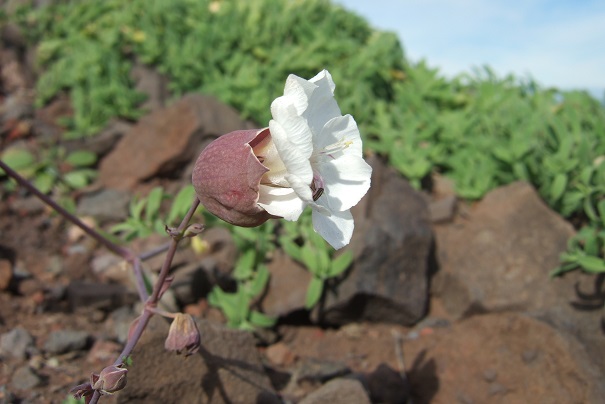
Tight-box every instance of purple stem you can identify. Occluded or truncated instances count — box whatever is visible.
[0,159,131,259]
[0,159,151,302]
[1,159,202,403]
[88,197,200,404]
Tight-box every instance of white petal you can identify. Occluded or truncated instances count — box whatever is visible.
[285,172,314,203]
[314,115,363,158]
[269,120,313,184]
[258,185,306,221]
[283,74,316,115]
[319,154,372,211]
[312,209,354,250]
[309,70,336,93]
[270,99,313,158]
[304,82,341,135]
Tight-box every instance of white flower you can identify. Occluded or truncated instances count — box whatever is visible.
[256,70,372,249]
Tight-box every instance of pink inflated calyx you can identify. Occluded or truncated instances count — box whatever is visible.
[192,129,272,227]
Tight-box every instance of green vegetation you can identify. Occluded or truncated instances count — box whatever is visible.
[6,0,605,312]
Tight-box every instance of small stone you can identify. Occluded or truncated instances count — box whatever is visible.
[430,194,457,223]
[87,339,122,364]
[8,195,44,215]
[17,278,43,296]
[299,378,371,404]
[265,342,296,367]
[297,358,351,383]
[457,393,474,404]
[76,189,131,222]
[489,382,509,396]
[340,323,363,339]
[0,259,12,290]
[0,327,36,360]
[44,330,90,354]
[11,366,42,390]
[482,368,497,382]
[522,349,538,364]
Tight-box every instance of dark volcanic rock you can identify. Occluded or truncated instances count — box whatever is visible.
[320,156,433,326]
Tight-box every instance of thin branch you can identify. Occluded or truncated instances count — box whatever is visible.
[0,159,132,259]
[88,197,201,404]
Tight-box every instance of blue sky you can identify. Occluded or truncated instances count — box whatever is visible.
[336,0,604,100]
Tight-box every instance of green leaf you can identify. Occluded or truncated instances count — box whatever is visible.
[166,185,196,224]
[577,256,605,273]
[305,276,324,309]
[65,150,97,167]
[145,186,164,221]
[249,310,276,328]
[249,264,270,297]
[327,251,353,278]
[233,250,256,280]
[33,171,56,194]
[63,170,92,189]
[130,198,147,221]
[598,199,605,225]
[550,261,579,278]
[549,173,567,202]
[280,237,301,262]
[301,243,318,273]
[0,149,35,174]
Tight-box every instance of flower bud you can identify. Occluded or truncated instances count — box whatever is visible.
[91,365,128,394]
[192,129,272,227]
[165,313,201,356]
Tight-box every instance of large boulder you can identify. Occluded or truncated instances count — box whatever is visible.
[408,312,605,403]
[99,94,254,191]
[433,181,605,373]
[320,156,433,326]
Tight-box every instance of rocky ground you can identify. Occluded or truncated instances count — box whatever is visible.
[1,21,604,404]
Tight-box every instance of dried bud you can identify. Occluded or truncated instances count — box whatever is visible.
[192,129,272,227]
[183,223,205,237]
[165,313,201,356]
[92,365,128,394]
[69,381,94,400]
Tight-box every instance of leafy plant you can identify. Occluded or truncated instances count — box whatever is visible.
[280,212,353,309]
[207,221,277,330]
[0,146,97,194]
[110,185,197,241]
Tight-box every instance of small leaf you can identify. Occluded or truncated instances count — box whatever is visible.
[233,250,256,280]
[305,277,324,309]
[249,264,270,297]
[577,256,605,273]
[327,251,353,278]
[63,170,92,189]
[145,187,164,221]
[65,150,97,167]
[598,199,605,226]
[0,149,35,173]
[301,243,318,273]
[549,173,567,202]
[249,310,276,328]
[280,237,302,262]
[130,198,146,221]
[166,185,196,224]
[33,171,56,194]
